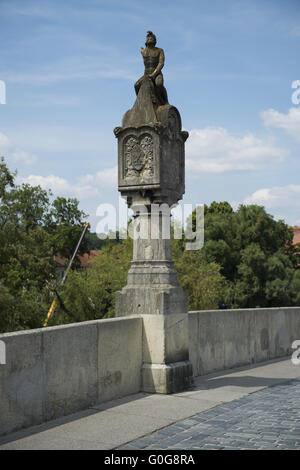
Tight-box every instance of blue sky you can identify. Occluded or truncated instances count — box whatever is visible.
[1,0,300,230]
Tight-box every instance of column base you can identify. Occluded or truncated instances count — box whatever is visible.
[142,360,194,394]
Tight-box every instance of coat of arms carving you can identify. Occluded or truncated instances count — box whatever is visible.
[124,135,154,179]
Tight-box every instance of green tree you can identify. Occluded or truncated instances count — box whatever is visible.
[175,250,228,310]
[4,183,51,232]
[46,196,88,260]
[190,201,299,309]
[85,232,106,250]
[0,157,90,332]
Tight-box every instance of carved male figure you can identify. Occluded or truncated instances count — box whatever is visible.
[134,31,168,105]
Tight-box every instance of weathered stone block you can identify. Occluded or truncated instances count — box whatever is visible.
[142,314,189,364]
[98,316,142,402]
[224,310,256,369]
[116,285,187,317]
[0,329,44,435]
[142,361,193,394]
[42,322,98,421]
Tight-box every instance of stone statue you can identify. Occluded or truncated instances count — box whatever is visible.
[115,31,186,131]
[134,31,168,106]
[114,30,188,201]
[113,32,192,394]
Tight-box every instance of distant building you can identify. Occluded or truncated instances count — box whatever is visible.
[54,250,98,281]
[292,227,300,246]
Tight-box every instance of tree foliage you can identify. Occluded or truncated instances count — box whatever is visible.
[0,157,88,332]
[174,250,228,311]
[191,201,299,308]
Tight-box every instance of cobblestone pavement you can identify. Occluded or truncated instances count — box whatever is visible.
[118,378,300,450]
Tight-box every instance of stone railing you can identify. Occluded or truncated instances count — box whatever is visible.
[1,307,300,437]
[0,317,142,437]
[189,307,300,376]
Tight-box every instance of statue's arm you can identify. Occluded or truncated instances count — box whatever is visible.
[150,49,165,78]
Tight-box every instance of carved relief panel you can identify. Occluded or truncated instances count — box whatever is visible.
[124,134,154,180]
[118,128,159,189]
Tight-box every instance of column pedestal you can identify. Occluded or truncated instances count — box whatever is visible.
[141,313,193,393]
[142,362,193,394]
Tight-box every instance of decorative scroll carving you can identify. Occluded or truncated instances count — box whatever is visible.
[124,135,154,179]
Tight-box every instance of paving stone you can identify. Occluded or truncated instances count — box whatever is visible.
[124,378,300,450]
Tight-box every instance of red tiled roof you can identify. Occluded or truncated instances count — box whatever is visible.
[54,250,98,268]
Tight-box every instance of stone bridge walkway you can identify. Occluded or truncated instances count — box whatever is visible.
[119,377,300,450]
[1,358,300,450]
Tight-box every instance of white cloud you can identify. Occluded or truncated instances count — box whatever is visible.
[244,184,300,209]
[19,174,100,200]
[11,149,36,165]
[79,166,117,189]
[0,131,37,165]
[261,107,300,141]
[185,127,288,173]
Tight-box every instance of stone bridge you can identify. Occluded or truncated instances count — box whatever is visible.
[1,306,299,439]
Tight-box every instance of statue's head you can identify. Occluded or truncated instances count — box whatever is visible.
[145,31,156,47]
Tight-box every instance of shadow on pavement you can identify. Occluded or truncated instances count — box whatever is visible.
[0,392,150,446]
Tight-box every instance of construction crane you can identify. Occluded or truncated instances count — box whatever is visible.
[43,221,91,327]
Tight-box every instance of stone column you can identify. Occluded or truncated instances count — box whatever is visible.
[114,68,193,393]
[116,203,187,317]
